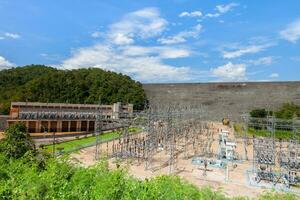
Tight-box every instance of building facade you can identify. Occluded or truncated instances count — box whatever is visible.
[7,102,133,133]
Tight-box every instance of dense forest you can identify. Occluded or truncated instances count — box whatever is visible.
[0,65,147,114]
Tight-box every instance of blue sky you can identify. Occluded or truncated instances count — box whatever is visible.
[0,0,300,83]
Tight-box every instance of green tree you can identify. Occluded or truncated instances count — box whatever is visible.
[250,109,268,118]
[275,102,300,119]
[0,123,35,159]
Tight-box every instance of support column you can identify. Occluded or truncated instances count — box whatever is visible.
[68,121,71,132]
[48,121,51,132]
[87,121,90,132]
[36,121,41,133]
[128,104,133,113]
[113,102,121,119]
[25,121,29,132]
[77,121,81,132]
[57,121,62,132]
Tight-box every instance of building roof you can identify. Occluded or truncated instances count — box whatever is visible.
[11,102,113,109]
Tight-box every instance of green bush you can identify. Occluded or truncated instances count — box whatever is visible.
[275,103,300,119]
[0,123,35,159]
[250,109,269,118]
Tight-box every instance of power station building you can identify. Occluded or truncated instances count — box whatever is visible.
[6,102,133,133]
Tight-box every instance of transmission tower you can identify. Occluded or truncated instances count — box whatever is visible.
[95,97,102,160]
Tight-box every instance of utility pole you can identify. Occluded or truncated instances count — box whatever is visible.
[168,106,174,174]
[95,96,102,160]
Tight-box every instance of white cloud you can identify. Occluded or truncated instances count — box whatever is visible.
[119,45,191,59]
[91,31,103,38]
[248,56,274,66]
[280,18,300,43]
[108,7,167,45]
[61,44,193,82]
[179,11,202,18]
[111,33,134,45]
[119,46,152,57]
[211,62,247,81]
[4,32,20,39]
[205,3,238,18]
[205,13,221,18]
[222,44,273,58]
[158,24,202,45]
[158,35,186,45]
[60,8,199,82]
[0,32,21,40]
[269,73,279,78]
[216,3,239,14]
[156,47,191,58]
[0,56,15,69]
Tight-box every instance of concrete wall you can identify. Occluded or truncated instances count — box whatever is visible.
[143,82,300,121]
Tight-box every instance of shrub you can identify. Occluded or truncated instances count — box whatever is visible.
[250,109,268,118]
[0,123,35,159]
[275,103,300,119]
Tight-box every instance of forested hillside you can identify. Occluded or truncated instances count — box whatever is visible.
[0,65,146,114]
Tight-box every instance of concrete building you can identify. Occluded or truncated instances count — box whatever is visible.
[6,102,133,133]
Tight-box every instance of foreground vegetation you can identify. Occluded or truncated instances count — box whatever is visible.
[0,65,147,114]
[0,154,226,200]
[0,123,297,199]
[0,153,297,200]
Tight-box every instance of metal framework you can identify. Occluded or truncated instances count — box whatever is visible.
[105,102,209,174]
[103,101,239,175]
[241,115,300,188]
